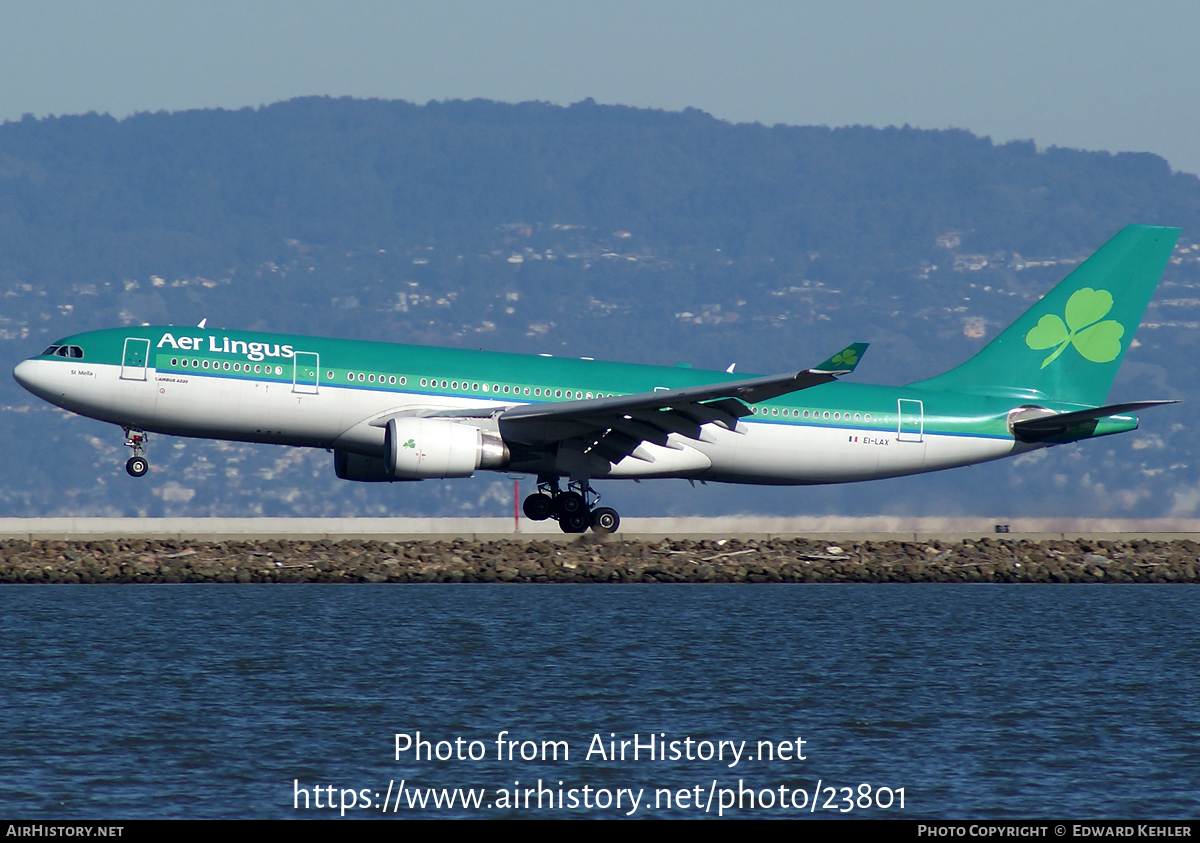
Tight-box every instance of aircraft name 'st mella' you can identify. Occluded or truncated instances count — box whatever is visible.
[13,225,1180,533]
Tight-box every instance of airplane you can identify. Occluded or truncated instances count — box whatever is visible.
[12,224,1180,534]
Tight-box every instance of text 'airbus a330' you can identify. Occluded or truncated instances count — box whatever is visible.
[13,225,1180,533]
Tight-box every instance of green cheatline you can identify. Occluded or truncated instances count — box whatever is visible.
[1025,287,1124,368]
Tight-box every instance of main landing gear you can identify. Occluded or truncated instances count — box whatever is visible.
[522,477,620,534]
[124,428,149,477]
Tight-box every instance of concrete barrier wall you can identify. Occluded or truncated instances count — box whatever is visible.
[4,516,1200,542]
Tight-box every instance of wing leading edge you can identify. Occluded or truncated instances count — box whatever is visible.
[496,343,868,465]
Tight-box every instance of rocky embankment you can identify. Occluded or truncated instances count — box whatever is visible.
[1,536,1198,583]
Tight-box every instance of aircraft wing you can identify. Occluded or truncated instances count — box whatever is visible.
[496,343,867,463]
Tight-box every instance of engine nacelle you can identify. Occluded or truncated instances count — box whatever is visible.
[333,449,399,482]
[386,417,509,479]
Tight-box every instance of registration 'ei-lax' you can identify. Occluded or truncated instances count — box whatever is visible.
[13,225,1180,533]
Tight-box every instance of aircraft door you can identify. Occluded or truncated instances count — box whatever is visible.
[293,351,319,394]
[897,399,924,443]
[120,338,151,381]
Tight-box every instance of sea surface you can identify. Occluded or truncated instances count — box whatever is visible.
[1,585,1197,819]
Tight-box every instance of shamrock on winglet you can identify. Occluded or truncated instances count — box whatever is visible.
[812,342,869,373]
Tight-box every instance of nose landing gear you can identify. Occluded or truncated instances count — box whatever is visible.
[522,477,621,534]
[124,428,149,477]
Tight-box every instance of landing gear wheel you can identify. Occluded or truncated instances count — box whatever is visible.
[554,491,587,519]
[522,493,554,521]
[122,427,149,477]
[591,507,620,534]
[540,477,616,535]
[560,511,591,533]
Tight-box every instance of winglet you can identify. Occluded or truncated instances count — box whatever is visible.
[810,342,868,375]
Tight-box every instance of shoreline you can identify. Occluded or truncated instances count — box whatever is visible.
[3,536,1198,584]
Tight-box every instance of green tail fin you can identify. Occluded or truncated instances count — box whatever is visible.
[909,224,1180,406]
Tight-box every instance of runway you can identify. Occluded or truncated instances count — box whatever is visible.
[3,515,1200,542]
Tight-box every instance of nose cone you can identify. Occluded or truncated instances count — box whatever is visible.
[13,358,52,400]
[13,358,36,390]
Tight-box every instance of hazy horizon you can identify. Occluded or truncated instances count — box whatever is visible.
[3,2,1199,175]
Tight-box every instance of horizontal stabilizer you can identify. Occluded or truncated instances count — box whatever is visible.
[1011,400,1177,441]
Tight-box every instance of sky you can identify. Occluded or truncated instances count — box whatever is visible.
[2,1,1199,174]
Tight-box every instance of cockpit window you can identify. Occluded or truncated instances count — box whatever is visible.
[46,345,83,359]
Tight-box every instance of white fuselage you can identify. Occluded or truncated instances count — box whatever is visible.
[16,358,1022,485]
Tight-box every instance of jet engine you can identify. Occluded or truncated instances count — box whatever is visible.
[334,418,510,481]
[389,417,510,479]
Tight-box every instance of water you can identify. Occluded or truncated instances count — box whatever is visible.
[2,585,1197,819]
